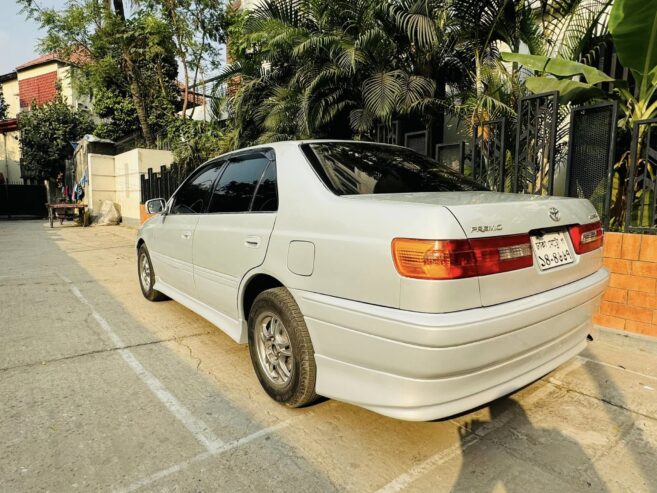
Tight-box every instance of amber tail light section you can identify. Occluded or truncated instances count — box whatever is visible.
[568,221,603,254]
[392,234,533,280]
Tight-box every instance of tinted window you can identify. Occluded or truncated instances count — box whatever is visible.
[251,162,278,212]
[301,142,486,195]
[171,163,223,214]
[208,156,269,213]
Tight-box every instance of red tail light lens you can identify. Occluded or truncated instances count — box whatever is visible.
[568,221,603,254]
[470,234,534,276]
[392,234,533,280]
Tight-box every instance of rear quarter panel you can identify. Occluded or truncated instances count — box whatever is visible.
[257,143,479,312]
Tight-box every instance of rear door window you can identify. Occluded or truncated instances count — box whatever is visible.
[251,162,278,212]
[208,155,271,213]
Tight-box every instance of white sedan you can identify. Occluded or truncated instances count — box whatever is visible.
[137,140,609,421]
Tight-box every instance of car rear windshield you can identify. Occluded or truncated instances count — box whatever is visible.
[300,142,486,195]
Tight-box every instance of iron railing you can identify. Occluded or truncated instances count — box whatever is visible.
[625,119,657,233]
[472,119,506,192]
[514,91,559,195]
[140,164,186,203]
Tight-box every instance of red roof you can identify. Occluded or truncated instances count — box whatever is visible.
[16,49,90,71]
[16,53,60,71]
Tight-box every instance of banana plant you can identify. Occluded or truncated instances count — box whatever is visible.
[609,0,657,126]
[499,52,614,104]
[502,0,657,229]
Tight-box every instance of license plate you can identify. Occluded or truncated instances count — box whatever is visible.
[530,231,574,271]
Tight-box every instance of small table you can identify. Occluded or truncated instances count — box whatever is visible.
[46,203,87,228]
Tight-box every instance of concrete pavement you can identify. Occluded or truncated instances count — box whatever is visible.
[1,220,656,492]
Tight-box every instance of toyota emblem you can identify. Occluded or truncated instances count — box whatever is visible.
[549,207,561,222]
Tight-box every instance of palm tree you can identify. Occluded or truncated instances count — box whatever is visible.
[217,0,614,151]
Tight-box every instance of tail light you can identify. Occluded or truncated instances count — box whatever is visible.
[392,234,533,280]
[569,221,603,254]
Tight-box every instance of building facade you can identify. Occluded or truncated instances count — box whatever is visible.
[0,54,88,183]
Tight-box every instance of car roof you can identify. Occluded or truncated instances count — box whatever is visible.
[213,139,402,161]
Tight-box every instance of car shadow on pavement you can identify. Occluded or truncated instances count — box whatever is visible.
[582,355,657,492]
[451,396,609,492]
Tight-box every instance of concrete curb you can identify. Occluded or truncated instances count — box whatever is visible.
[591,324,657,355]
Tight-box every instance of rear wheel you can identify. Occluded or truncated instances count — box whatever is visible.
[248,287,318,407]
[138,244,168,302]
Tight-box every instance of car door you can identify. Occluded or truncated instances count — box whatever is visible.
[193,152,278,321]
[150,162,223,296]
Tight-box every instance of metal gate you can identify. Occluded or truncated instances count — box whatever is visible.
[472,119,506,192]
[435,141,465,173]
[566,101,617,228]
[0,184,47,218]
[140,164,185,204]
[513,91,559,195]
[625,119,657,233]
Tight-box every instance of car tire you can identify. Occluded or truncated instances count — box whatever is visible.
[138,244,168,302]
[248,287,318,408]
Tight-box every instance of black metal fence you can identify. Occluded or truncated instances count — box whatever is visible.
[140,163,186,204]
[0,184,47,218]
[435,141,465,173]
[625,119,657,233]
[472,119,506,192]
[513,91,559,195]
[566,102,618,229]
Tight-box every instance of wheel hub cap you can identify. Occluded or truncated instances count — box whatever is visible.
[140,255,151,290]
[255,313,293,387]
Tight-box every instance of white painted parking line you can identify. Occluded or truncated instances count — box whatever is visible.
[116,411,318,493]
[58,273,223,453]
[375,434,479,493]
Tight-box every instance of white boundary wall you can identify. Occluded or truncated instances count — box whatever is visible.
[85,149,173,227]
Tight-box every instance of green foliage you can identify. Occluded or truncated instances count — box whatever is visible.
[18,93,94,181]
[217,0,613,150]
[163,118,224,176]
[225,5,249,63]
[18,0,182,146]
[501,53,613,85]
[0,88,8,120]
[609,0,657,125]
[609,0,657,92]
[500,52,612,104]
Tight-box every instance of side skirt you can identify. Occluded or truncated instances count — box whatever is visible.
[154,279,246,344]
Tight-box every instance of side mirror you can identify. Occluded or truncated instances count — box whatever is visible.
[145,198,166,215]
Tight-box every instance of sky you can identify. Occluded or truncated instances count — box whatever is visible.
[0,0,70,75]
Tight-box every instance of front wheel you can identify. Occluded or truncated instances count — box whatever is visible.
[248,287,318,408]
[138,244,168,302]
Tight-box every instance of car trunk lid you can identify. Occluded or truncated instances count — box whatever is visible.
[347,191,603,306]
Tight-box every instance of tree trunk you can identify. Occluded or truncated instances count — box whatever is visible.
[109,0,155,147]
[124,53,155,147]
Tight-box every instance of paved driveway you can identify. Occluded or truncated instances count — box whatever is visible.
[1,220,656,492]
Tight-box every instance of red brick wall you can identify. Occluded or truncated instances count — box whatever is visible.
[594,232,657,337]
[19,72,58,108]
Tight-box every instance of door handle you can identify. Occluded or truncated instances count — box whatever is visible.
[245,235,261,248]
[181,231,192,240]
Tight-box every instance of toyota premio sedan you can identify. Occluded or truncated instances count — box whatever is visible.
[137,140,609,421]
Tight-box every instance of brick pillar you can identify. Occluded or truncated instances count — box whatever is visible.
[594,232,657,337]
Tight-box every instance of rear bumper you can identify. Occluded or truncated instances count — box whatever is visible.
[291,268,609,421]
